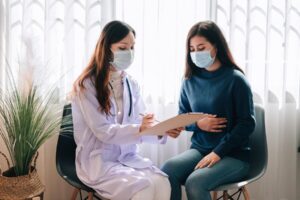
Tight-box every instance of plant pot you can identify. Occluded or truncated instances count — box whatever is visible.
[0,152,45,200]
[0,166,45,200]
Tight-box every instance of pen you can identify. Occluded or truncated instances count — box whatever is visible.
[139,113,160,123]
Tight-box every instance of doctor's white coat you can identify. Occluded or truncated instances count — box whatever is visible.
[71,75,167,200]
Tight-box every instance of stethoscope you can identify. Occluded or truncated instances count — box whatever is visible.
[108,78,132,117]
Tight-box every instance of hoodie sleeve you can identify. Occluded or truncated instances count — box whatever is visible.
[213,74,256,158]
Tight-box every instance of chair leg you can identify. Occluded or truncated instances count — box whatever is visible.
[40,192,44,200]
[212,191,218,200]
[87,192,94,200]
[223,191,228,200]
[241,186,250,200]
[71,188,80,200]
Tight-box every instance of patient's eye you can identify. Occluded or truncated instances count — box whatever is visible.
[190,47,195,52]
[197,47,205,51]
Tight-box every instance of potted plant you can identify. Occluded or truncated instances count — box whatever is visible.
[0,40,71,198]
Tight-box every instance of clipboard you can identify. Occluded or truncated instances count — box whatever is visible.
[138,112,206,136]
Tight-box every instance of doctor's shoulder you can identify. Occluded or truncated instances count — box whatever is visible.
[71,77,97,98]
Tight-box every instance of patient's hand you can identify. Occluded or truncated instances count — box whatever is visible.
[194,151,221,169]
[166,127,184,138]
[196,115,227,132]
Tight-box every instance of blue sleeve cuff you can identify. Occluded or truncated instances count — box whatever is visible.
[213,145,229,158]
[186,122,200,132]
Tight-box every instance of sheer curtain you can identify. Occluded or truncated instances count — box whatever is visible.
[1,0,300,200]
[212,1,300,199]
[116,0,300,200]
[0,0,114,199]
[114,0,209,171]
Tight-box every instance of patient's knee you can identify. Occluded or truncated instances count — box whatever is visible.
[185,173,208,194]
[161,158,179,175]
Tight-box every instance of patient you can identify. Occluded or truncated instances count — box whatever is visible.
[161,20,256,200]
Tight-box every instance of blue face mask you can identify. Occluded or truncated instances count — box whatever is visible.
[110,50,134,71]
[190,49,215,69]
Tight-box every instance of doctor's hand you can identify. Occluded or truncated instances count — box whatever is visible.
[139,114,155,132]
[194,152,221,170]
[166,127,184,138]
[196,115,227,132]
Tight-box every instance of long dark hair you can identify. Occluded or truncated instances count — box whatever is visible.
[184,21,243,78]
[74,20,135,115]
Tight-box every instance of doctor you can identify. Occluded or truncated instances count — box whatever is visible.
[71,20,182,200]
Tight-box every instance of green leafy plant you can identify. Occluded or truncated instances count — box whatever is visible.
[0,77,66,176]
[0,35,72,177]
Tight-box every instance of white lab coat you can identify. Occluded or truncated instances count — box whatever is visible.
[71,74,167,200]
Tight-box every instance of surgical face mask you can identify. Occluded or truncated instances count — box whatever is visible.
[190,49,215,69]
[110,49,134,71]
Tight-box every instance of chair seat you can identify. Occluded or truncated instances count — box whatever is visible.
[213,174,264,191]
[213,180,250,191]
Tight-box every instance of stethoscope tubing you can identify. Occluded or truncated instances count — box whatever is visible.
[125,78,132,117]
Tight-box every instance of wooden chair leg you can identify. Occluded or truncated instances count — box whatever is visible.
[242,186,250,200]
[87,192,94,200]
[212,191,218,200]
[223,191,228,200]
[71,188,80,200]
[40,192,44,200]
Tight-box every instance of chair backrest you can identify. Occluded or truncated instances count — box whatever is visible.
[246,104,268,182]
[55,104,78,182]
[56,104,96,192]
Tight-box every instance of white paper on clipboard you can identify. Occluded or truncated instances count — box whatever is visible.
[138,113,206,136]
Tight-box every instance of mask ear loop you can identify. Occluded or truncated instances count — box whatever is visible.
[125,78,132,116]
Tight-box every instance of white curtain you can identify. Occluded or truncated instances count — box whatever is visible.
[114,0,209,170]
[0,0,113,199]
[1,0,300,200]
[116,0,300,200]
[212,1,300,199]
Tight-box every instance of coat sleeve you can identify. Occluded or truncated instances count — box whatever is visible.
[73,79,142,145]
